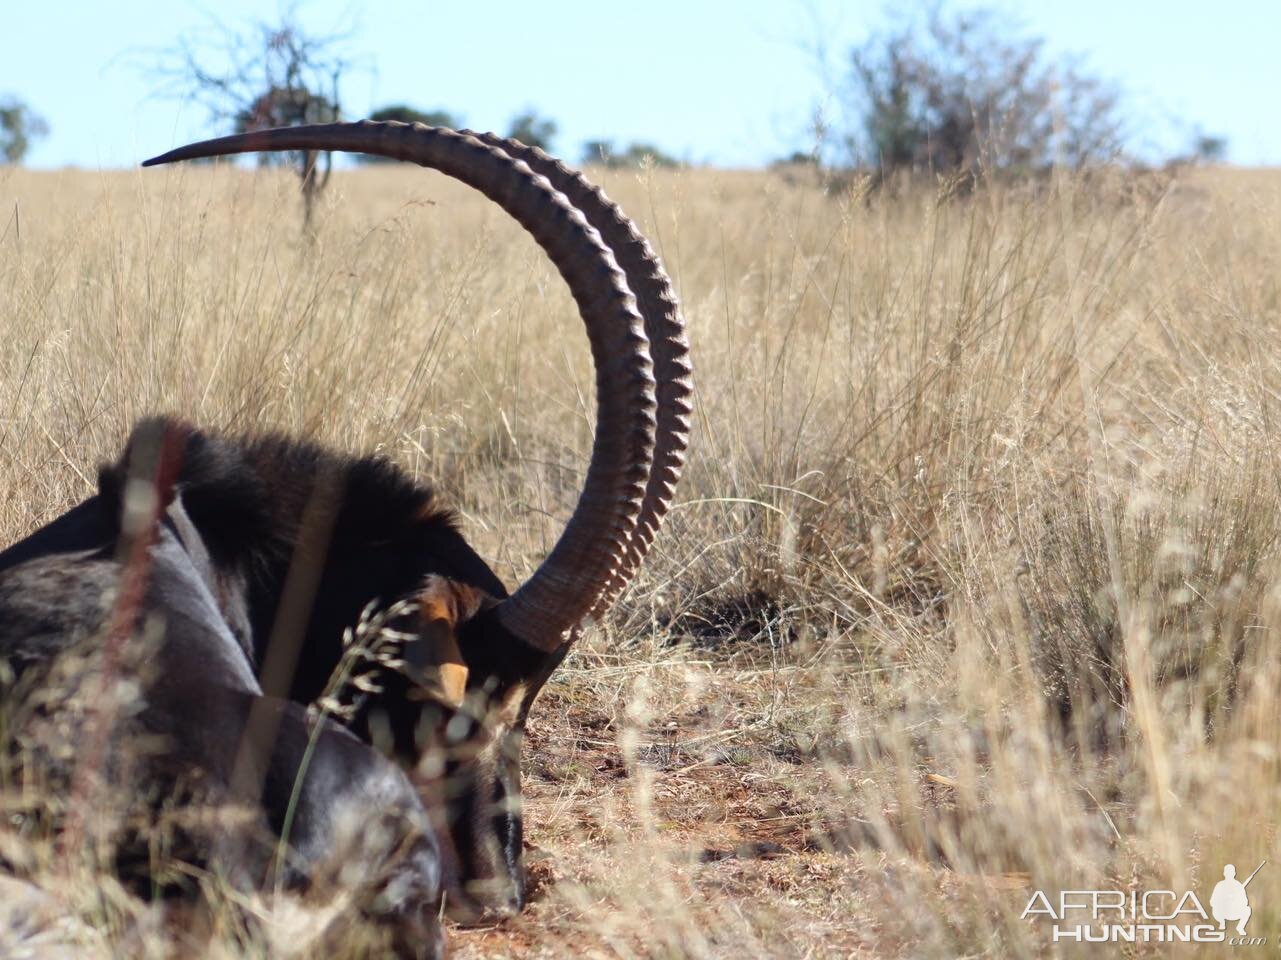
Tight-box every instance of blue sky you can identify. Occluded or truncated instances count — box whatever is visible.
[3,0,1278,169]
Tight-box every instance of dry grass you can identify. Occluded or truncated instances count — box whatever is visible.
[3,158,1281,957]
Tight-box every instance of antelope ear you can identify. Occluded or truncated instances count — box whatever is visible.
[407,575,486,708]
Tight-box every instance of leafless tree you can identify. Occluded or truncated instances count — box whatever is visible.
[153,9,358,230]
[840,7,1126,185]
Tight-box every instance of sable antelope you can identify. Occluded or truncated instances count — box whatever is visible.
[0,123,692,955]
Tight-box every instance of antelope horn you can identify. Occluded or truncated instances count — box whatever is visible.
[143,121,657,651]
[467,133,693,619]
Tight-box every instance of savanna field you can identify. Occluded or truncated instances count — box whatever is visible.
[3,158,1281,958]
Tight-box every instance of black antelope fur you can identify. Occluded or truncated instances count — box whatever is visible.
[0,417,549,957]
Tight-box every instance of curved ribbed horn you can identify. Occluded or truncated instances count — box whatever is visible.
[468,133,693,619]
[143,122,656,651]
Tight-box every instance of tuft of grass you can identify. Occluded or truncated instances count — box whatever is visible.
[3,160,1281,956]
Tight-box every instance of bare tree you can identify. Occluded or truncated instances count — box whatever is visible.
[840,7,1126,184]
[154,10,357,229]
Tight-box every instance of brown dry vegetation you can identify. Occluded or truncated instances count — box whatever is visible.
[3,160,1281,958]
